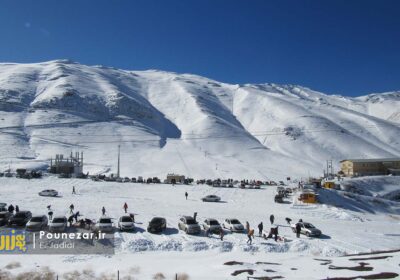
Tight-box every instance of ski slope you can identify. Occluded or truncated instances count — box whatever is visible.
[0,60,400,180]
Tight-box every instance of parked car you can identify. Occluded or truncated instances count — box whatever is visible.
[291,222,322,237]
[0,211,12,226]
[202,218,222,234]
[8,211,32,227]
[49,216,67,232]
[222,218,245,232]
[201,195,221,202]
[147,217,167,233]
[274,194,284,203]
[96,217,114,233]
[178,216,201,234]
[26,215,48,231]
[0,204,7,212]
[118,215,135,231]
[38,189,59,197]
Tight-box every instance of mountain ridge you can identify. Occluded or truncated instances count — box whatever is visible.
[0,60,399,179]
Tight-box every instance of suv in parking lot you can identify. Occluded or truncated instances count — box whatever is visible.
[178,216,201,234]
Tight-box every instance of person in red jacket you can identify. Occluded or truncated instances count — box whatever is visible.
[123,202,128,213]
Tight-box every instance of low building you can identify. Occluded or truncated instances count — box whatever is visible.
[50,152,83,176]
[165,174,185,184]
[340,158,400,177]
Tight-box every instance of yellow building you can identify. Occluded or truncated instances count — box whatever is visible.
[340,158,400,177]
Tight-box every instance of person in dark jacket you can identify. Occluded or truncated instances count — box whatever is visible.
[219,229,225,241]
[68,215,74,227]
[69,204,74,214]
[48,210,53,221]
[74,211,80,223]
[123,203,128,213]
[15,205,19,213]
[185,192,188,200]
[8,204,14,213]
[72,186,76,194]
[274,226,279,241]
[285,217,292,225]
[257,222,263,236]
[269,214,275,225]
[102,207,106,216]
[296,223,301,238]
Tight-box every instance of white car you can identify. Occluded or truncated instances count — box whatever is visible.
[201,195,221,202]
[202,218,222,233]
[26,215,48,231]
[222,218,245,232]
[178,216,201,234]
[39,189,59,197]
[49,216,67,232]
[291,222,322,237]
[96,217,114,233]
[118,216,135,231]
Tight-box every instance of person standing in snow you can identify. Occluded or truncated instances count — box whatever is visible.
[219,229,225,241]
[102,206,106,216]
[258,222,263,237]
[123,202,128,213]
[72,186,76,194]
[296,223,301,238]
[48,210,53,221]
[68,215,74,227]
[270,214,275,225]
[15,205,19,213]
[245,221,250,233]
[185,192,188,200]
[69,204,74,214]
[8,204,14,214]
[247,228,254,245]
[74,211,80,223]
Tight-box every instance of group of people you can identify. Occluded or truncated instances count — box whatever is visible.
[6,204,19,214]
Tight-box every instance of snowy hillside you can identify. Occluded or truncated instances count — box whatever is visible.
[1,60,399,179]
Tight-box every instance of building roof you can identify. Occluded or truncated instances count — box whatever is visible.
[340,158,400,163]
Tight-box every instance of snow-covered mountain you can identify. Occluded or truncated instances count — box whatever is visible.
[0,60,399,179]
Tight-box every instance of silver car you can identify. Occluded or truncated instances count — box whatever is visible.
[178,216,201,234]
[291,222,322,237]
[96,217,114,233]
[26,215,48,231]
[222,218,245,232]
[118,216,135,231]
[49,216,67,232]
[201,195,221,202]
[203,218,222,234]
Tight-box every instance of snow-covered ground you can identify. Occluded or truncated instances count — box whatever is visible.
[1,176,399,279]
[1,60,400,180]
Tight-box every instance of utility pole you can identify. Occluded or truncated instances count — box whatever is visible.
[117,145,120,178]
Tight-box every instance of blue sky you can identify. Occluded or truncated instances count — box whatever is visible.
[0,0,399,96]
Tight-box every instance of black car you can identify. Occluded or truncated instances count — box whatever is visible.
[0,211,12,226]
[147,217,167,233]
[8,211,32,227]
